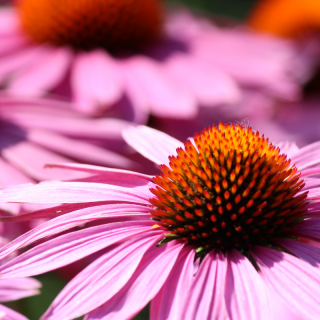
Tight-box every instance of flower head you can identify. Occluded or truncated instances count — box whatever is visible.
[18,0,162,52]
[0,4,315,116]
[1,123,320,319]
[249,0,320,38]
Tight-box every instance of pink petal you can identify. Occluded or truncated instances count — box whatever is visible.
[0,34,28,55]
[276,141,299,159]
[44,163,153,185]
[150,247,195,320]
[252,246,320,319]
[279,239,320,267]
[0,158,32,186]
[71,50,123,113]
[0,204,151,261]
[0,222,155,279]
[42,231,161,320]
[226,250,270,320]
[0,46,48,83]
[0,180,152,204]
[290,142,320,170]
[8,47,73,96]
[293,218,320,241]
[0,8,21,35]
[120,63,150,123]
[0,99,129,140]
[124,56,197,119]
[0,304,28,320]
[0,277,41,302]
[122,125,183,166]
[182,250,227,320]
[26,129,135,169]
[85,241,184,320]
[164,54,240,106]
[1,138,86,181]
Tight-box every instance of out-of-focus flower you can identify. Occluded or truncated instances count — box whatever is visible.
[0,95,136,218]
[0,123,320,319]
[0,95,134,182]
[0,1,316,119]
[249,0,320,38]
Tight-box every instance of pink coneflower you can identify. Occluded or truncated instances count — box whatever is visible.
[0,1,317,118]
[0,123,319,319]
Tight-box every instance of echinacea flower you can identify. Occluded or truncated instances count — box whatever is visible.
[1,123,320,319]
[248,0,320,38]
[0,1,316,119]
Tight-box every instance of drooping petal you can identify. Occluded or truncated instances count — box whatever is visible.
[0,278,41,302]
[279,239,320,267]
[150,246,195,320]
[182,250,227,320]
[225,250,270,320]
[71,50,123,113]
[85,241,184,320]
[26,129,135,169]
[164,54,240,106]
[0,222,155,279]
[122,125,183,166]
[0,180,153,204]
[292,218,320,241]
[0,204,151,261]
[44,163,153,185]
[8,47,73,96]
[252,246,320,319]
[41,231,161,320]
[1,139,85,181]
[123,56,197,119]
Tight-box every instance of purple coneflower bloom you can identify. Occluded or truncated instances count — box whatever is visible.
[0,1,316,118]
[0,123,320,319]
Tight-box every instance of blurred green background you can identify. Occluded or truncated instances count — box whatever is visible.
[166,0,258,20]
[6,0,260,319]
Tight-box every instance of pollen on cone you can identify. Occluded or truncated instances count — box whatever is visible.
[150,122,308,252]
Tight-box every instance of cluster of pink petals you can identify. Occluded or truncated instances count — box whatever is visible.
[0,6,318,119]
[0,126,320,319]
[0,95,135,219]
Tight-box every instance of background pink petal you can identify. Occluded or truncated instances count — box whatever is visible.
[8,47,73,96]
[0,304,28,320]
[123,56,197,119]
[71,50,123,113]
